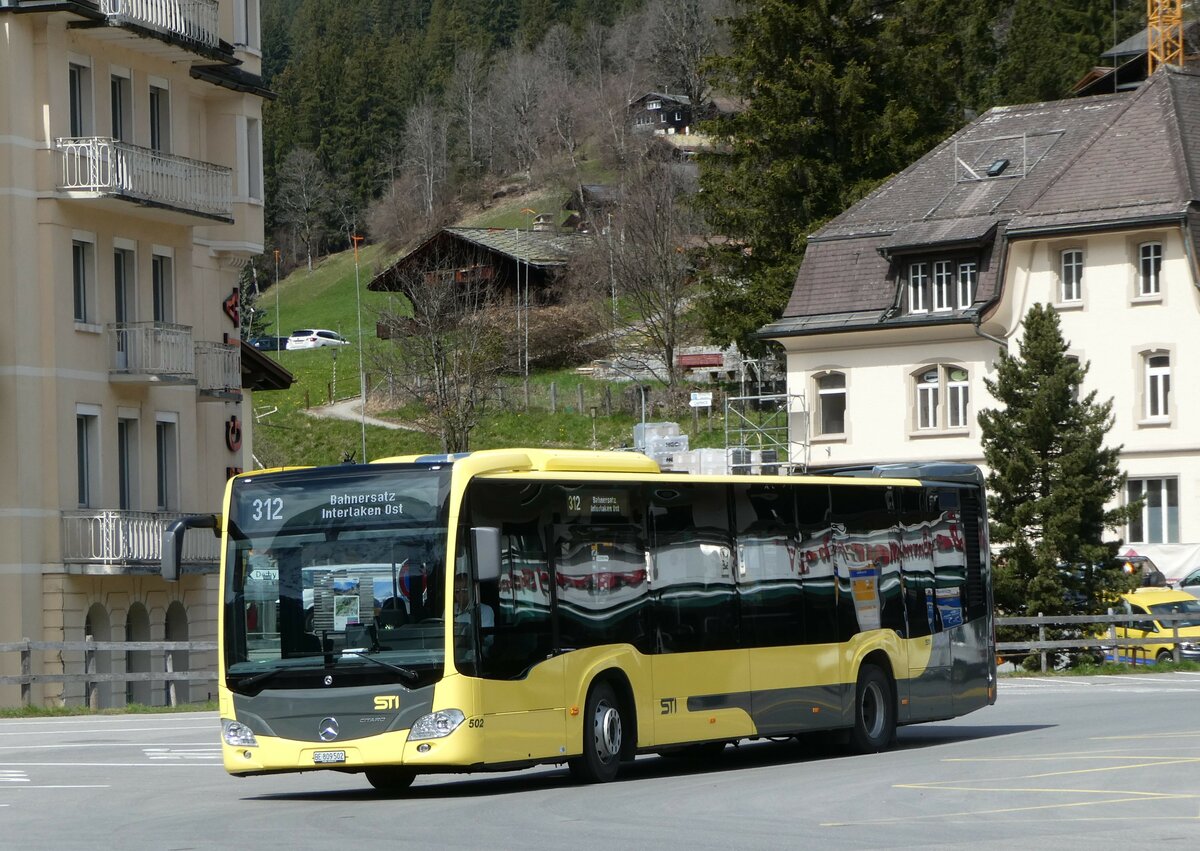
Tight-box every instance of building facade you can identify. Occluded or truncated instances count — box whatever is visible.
[1,0,269,706]
[761,68,1200,579]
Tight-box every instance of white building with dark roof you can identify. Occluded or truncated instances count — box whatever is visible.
[761,67,1200,577]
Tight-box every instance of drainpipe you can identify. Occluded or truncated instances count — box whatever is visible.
[971,313,1008,351]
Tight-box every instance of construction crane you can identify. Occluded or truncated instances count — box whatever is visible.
[1148,0,1184,74]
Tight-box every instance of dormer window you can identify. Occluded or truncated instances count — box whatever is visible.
[906,257,977,315]
[647,99,661,110]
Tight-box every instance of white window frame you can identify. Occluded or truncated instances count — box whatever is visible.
[76,404,101,508]
[913,365,970,433]
[1060,248,1083,303]
[907,262,929,314]
[932,260,953,312]
[957,261,976,308]
[1126,477,1179,544]
[814,371,847,437]
[152,251,175,323]
[916,367,939,430]
[68,55,94,137]
[113,240,137,324]
[1144,351,1171,421]
[155,413,179,512]
[149,79,171,153]
[117,413,140,511]
[110,67,132,142]
[1138,241,1162,297]
[72,234,96,324]
[234,0,261,49]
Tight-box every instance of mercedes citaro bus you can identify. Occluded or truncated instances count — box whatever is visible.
[163,449,996,791]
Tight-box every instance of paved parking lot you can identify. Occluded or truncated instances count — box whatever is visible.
[2,674,1198,849]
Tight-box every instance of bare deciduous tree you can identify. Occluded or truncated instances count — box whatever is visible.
[370,242,507,453]
[448,47,488,169]
[276,147,333,272]
[570,162,705,408]
[646,0,733,111]
[403,97,451,219]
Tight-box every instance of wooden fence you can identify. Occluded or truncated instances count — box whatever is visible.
[0,639,217,708]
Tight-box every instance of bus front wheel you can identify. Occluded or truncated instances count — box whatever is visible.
[849,665,895,754]
[568,681,624,783]
[364,767,416,793]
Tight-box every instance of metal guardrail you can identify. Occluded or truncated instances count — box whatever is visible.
[996,611,1195,671]
[108,321,194,377]
[61,509,220,566]
[56,137,232,220]
[100,0,220,49]
[194,341,241,397]
[0,639,217,708]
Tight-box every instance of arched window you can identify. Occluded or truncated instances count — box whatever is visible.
[1144,351,1171,420]
[913,365,970,432]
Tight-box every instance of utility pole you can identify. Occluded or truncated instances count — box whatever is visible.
[352,235,367,463]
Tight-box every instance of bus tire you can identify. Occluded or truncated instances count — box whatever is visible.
[568,680,624,783]
[849,665,895,754]
[364,767,416,793]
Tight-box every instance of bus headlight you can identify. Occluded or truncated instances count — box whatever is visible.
[408,709,465,741]
[222,719,259,747]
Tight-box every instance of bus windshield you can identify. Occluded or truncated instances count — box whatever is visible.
[224,465,452,692]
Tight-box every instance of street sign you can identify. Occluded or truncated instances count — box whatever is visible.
[689,392,713,408]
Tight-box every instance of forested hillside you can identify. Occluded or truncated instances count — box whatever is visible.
[258,0,1150,350]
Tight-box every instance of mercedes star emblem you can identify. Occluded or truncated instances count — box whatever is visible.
[318,717,339,742]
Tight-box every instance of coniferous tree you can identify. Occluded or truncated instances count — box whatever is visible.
[978,304,1135,621]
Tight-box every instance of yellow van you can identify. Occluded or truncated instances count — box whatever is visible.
[1110,589,1200,665]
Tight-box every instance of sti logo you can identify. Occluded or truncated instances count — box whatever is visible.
[373,695,401,711]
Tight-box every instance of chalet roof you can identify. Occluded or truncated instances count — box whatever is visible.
[631,92,692,106]
[761,67,1200,340]
[367,227,592,291]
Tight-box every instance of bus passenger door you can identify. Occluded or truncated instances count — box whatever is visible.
[469,518,566,765]
[647,483,753,746]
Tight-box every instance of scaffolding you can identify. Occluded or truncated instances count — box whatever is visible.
[724,392,810,474]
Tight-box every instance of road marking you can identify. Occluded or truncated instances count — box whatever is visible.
[0,770,29,783]
[143,746,221,760]
[0,725,214,736]
[0,742,216,751]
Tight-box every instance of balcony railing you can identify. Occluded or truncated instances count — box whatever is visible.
[62,510,219,568]
[108,321,195,380]
[100,0,220,51]
[195,341,241,399]
[56,137,233,221]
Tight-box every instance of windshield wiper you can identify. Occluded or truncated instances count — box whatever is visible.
[339,650,419,683]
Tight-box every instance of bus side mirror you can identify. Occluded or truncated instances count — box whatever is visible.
[161,514,219,582]
[472,526,501,582]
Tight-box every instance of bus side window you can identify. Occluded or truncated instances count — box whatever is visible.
[648,483,737,653]
[733,482,802,648]
[898,487,937,638]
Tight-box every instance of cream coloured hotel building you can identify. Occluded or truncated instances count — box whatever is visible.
[1,0,271,707]
[763,69,1200,581]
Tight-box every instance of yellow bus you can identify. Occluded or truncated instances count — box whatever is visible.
[163,449,996,791]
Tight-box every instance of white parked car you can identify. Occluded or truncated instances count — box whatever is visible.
[285,329,350,350]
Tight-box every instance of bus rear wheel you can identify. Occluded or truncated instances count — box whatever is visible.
[849,665,895,754]
[364,767,416,793]
[568,681,624,783]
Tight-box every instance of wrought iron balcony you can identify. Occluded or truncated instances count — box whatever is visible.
[107,321,195,382]
[195,341,242,401]
[56,137,233,223]
[62,509,220,572]
[102,0,220,48]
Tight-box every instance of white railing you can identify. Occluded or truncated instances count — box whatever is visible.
[100,0,220,50]
[62,510,220,567]
[108,321,194,378]
[56,137,233,220]
[194,341,241,396]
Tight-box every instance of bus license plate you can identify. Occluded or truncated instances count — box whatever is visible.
[312,750,346,764]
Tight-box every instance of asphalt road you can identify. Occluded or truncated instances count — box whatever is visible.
[2,673,1198,850]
